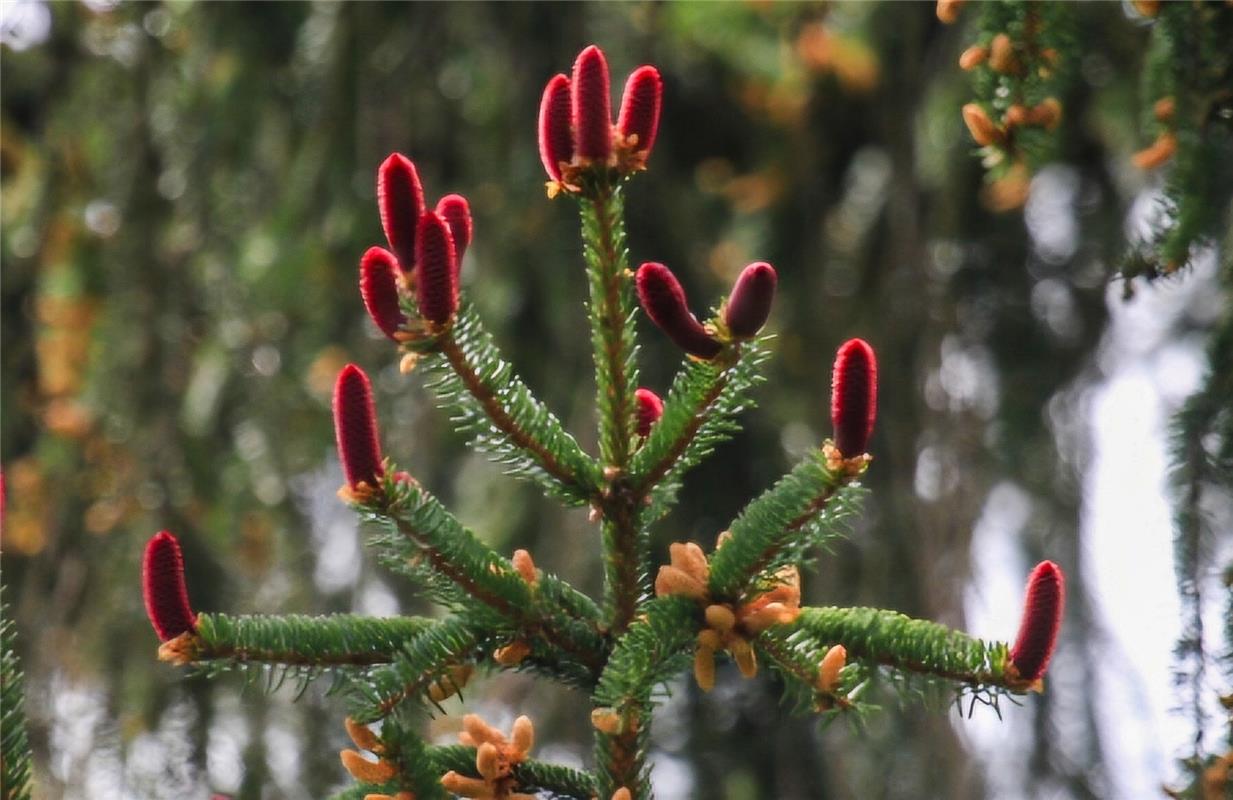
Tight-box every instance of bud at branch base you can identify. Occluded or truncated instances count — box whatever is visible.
[635,388,664,437]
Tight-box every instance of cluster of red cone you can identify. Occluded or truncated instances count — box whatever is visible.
[539,45,663,190]
[635,261,779,360]
[360,154,473,334]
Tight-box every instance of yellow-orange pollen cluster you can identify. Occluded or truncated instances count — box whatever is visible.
[339,717,412,798]
[493,549,539,666]
[653,539,802,691]
[814,644,849,710]
[427,664,475,704]
[821,441,872,480]
[1132,96,1177,171]
[441,714,537,800]
[548,127,655,199]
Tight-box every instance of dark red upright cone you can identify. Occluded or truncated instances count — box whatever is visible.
[635,388,664,437]
[333,364,384,489]
[359,247,406,340]
[635,262,722,359]
[143,531,197,642]
[723,262,777,339]
[435,194,472,270]
[618,65,663,158]
[538,73,574,183]
[378,153,426,272]
[830,339,877,457]
[414,212,459,326]
[571,45,613,162]
[1010,560,1065,683]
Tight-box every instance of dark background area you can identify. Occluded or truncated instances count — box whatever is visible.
[2,2,1227,799]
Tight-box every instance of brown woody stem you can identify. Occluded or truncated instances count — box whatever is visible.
[439,333,591,497]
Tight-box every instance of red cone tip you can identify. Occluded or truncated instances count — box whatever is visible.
[414,212,459,325]
[1010,560,1065,682]
[571,45,613,161]
[377,153,426,272]
[830,338,877,457]
[539,74,574,182]
[635,388,664,438]
[143,531,197,642]
[333,364,385,489]
[636,262,722,359]
[435,194,473,269]
[359,247,406,340]
[618,65,663,157]
[723,262,777,339]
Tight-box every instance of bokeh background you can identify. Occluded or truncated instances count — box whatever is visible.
[2,2,1230,799]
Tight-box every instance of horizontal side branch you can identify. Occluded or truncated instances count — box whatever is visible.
[421,303,603,505]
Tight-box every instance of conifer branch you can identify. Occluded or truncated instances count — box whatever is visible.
[187,613,435,668]
[1123,1,1233,285]
[597,517,639,638]
[352,617,483,722]
[364,482,534,623]
[1167,295,1233,764]
[593,596,699,799]
[361,480,607,674]
[957,1,1076,212]
[774,606,1011,691]
[432,745,598,799]
[579,183,648,635]
[419,303,603,505]
[629,342,770,518]
[369,717,452,800]
[755,633,858,715]
[707,450,865,603]
[1,596,32,800]
[581,184,639,470]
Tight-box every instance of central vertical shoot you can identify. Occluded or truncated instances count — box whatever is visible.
[581,183,645,634]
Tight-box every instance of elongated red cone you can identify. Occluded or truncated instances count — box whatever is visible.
[415,212,459,325]
[830,339,877,457]
[572,45,612,162]
[359,246,405,339]
[143,531,197,642]
[539,73,573,183]
[333,364,384,489]
[1010,560,1065,682]
[635,388,664,437]
[378,153,426,272]
[723,262,777,339]
[618,65,663,157]
[435,194,472,271]
[636,262,722,359]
